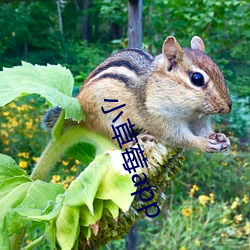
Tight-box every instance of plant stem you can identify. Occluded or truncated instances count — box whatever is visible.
[30,125,117,181]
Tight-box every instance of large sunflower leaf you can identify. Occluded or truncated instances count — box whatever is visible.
[0,154,30,181]
[63,153,110,213]
[56,205,80,250]
[0,62,84,121]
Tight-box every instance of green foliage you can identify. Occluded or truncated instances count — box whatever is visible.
[0,154,64,249]
[61,42,110,86]
[0,1,249,249]
[142,0,250,99]
[138,196,249,249]
[0,62,84,121]
[0,0,249,100]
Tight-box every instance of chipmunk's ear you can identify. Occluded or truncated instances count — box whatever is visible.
[191,36,205,52]
[162,36,184,63]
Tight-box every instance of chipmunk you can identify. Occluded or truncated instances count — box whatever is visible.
[44,36,232,153]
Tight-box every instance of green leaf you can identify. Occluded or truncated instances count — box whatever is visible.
[3,210,31,237]
[0,182,33,218]
[0,62,85,122]
[0,231,10,250]
[0,154,30,181]
[64,153,110,213]
[0,176,32,201]
[65,142,96,165]
[0,154,65,244]
[103,200,119,219]
[45,220,56,249]
[96,153,136,212]
[80,226,92,240]
[27,201,63,222]
[56,205,80,250]
[0,181,64,240]
[64,150,136,213]
[20,181,64,213]
[52,109,65,139]
[80,199,103,227]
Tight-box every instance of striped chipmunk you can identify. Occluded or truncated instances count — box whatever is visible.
[43,36,232,153]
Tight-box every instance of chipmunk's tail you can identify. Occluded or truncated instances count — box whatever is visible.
[41,106,62,130]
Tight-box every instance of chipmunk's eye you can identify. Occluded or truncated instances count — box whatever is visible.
[190,72,204,87]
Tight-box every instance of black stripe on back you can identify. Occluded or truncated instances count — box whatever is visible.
[96,73,130,85]
[91,60,140,79]
[125,48,154,62]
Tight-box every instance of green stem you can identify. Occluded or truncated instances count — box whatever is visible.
[30,126,117,181]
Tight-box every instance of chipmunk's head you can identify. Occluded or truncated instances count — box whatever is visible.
[152,36,232,116]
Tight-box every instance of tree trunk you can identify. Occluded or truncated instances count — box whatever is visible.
[125,224,137,250]
[82,0,89,41]
[128,0,142,48]
[56,0,63,36]
[24,42,28,61]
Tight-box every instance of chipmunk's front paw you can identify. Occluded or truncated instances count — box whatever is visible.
[206,133,230,152]
[128,132,156,149]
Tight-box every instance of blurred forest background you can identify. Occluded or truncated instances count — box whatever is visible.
[0,0,249,249]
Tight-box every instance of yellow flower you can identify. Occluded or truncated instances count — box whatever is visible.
[221,162,228,167]
[17,105,30,112]
[3,138,9,145]
[243,195,248,204]
[63,182,69,189]
[220,217,228,224]
[221,232,227,238]
[189,184,199,197]
[209,193,215,204]
[244,221,250,234]
[66,176,75,182]
[4,147,10,152]
[235,157,242,163]
[71,165,77,172]
[179,247,186,250]
[232,150,237,156]
[75,159,81,165]
[32,157,39,162]
[11,120,18,127]
[9,102,16,108]
[51,175,61,183]
[62,160,69,166]
[18,152,30,159]
[19,161,28,169]
[236,229,242,237]
[0,130,8,138]
[26,121,33,129]
[231,198,240,209]
[194,238,201,247]
[182,207,192,217]
[234,214,243,224]
[198,195,210,206]
[3,111,9,116]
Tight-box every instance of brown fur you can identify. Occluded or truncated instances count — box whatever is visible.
[77,36,231,152]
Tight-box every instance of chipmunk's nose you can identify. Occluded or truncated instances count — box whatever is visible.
[219,101,232,114]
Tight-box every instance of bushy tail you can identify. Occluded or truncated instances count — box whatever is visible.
[41,106,62,130]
